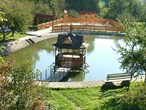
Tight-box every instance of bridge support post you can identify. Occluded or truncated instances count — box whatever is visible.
[52,20,54,32]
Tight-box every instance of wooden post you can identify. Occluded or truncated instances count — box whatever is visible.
[61,25,62,31]
[52,18,54,32]
[70,23,72,32]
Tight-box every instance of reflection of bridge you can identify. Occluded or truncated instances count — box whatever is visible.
[35,63,89,82]
[37,11,122,32]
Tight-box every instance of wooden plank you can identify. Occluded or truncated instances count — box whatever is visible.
[107,73,132,82]
[107,74,132,77]
[107,73,131,76]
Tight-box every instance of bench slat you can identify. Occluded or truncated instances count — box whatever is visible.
[107,75,131,78]
[108,77,131,80]
[107,73,131,76]
[107,73,132,81]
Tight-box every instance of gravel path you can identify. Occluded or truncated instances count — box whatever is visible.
[36,80,105,88]
[36,76,145,88]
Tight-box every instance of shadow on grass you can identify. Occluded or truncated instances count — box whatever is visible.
[100,80,130,92]
[98,97,119,110]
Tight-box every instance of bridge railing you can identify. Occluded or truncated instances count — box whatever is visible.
[52,24,121,32]
[37,19,63,30]
[37,17,122,32]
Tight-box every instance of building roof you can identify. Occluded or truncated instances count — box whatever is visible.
[53,33,84,49]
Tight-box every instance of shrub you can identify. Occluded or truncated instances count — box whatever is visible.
[117,83,146,110]
[0,61,45,110]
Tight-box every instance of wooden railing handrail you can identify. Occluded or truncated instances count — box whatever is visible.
[37,17,122,32]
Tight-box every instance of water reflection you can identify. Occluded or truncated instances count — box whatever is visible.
[4,35,124,81]
[61,72,85,82]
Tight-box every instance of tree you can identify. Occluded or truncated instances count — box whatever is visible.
[0,8,6,22]
[66,0,99,13]
[0,3,6,63]
[0,61,45,109]
[0,0,34,41]
[116,20,146,83]
[31,0,66,18]
[139,2,146,26]
[0,4,8,42]
[33,1,53,25]
[104,0,143,20]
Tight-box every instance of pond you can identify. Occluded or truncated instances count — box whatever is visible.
[4,34,124,81]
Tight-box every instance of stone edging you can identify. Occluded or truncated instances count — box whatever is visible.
[36,76,145,88]
[0,32,64,55]
[36,80,105,88]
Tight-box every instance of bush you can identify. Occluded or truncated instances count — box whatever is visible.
[117,83,146,110]
[68,10,80,18]
[0,61,45,110]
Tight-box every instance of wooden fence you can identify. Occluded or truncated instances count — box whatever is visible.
[37,16,122,32]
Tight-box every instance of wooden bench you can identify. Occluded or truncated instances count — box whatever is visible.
[107,73,132,82]
[101,73,133,91]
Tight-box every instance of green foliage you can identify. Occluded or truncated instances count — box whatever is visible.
[104,0,144,20]
[2,0,34,33]
[0,33,25,41]
[31,0,66,18]
[34,1,52,15]
[33,1,53,24]
[43,82,144,109]
[67,10,80,18]
[45,83,142,110]
[0,61,45,110]
[0,0,35,41]
[117,83,146,110]
[0,46,5,64]
[0,12,6,22]
[116,20,146,81]
[66,0,99,13]
[0,4,7,22]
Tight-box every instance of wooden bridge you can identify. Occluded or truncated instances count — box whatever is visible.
[37,11,122,32]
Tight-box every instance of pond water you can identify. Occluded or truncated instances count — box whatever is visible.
[4,34,124,81]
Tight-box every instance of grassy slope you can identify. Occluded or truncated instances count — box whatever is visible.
[43,82,142,110]
[0,33,25,41]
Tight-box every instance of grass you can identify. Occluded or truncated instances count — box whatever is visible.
[41,82,144,110]
[0,32,25,42]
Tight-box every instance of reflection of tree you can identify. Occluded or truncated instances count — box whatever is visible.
[4,37,57,70]
[34,37,57,53]
[84,35,95,54]
[4,45,40,70]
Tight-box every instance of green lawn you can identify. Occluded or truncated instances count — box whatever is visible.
[0,33,25,42]
[41,82,144,110]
